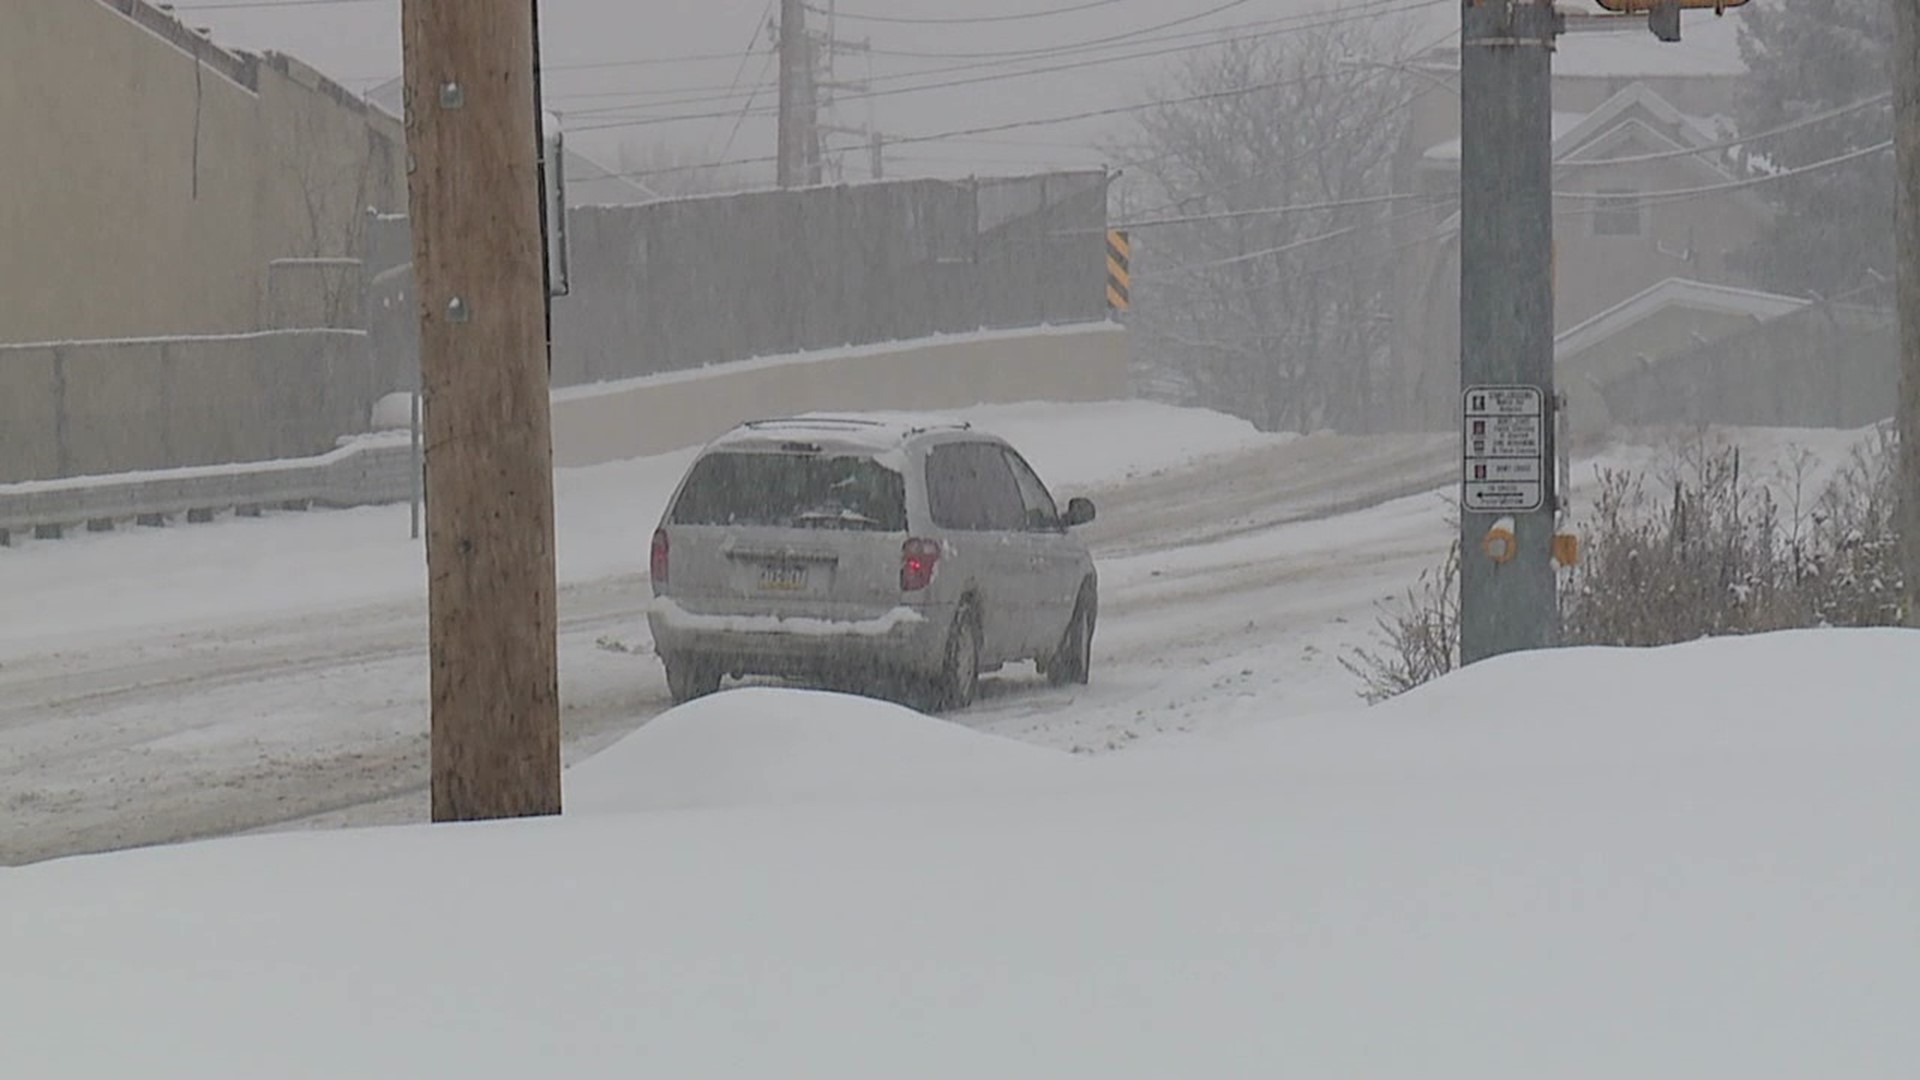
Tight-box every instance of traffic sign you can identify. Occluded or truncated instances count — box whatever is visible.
[1463,385,1545,513]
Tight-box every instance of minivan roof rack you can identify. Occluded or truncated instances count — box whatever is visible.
[738,414,974,436]
[741,417,886,429]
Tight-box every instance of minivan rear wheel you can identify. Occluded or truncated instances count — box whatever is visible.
[664,656,722,705]
[917,605,980,713]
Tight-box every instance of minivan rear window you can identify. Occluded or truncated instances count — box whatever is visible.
[670,451,908,532]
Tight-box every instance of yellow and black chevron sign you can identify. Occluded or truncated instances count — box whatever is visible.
[1106,228,1131,312]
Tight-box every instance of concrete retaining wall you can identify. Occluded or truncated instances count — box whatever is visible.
[549,322,1133,467]
[3,324,1133,538]
[0,330,389,484]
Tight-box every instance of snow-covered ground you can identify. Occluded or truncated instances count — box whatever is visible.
[0,400,1284,661]
[0,406,1886,866]
[3,629,1913,1078]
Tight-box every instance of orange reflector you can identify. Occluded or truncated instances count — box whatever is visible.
[1552,532,1580,567]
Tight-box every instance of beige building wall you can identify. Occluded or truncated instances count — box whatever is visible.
[1391,115,1768,428]
[1549,157,1767,332]
[0,0,405,345]
[1557,306,1764,438]
[549,326,1134,469]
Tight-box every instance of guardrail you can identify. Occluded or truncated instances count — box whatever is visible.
[0,435,416,545]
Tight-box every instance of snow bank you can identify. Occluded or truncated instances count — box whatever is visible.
[566,687,1070,815]
[2,629,1914,1078]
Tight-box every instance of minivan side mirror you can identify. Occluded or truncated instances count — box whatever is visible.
[1063,497,1096,528]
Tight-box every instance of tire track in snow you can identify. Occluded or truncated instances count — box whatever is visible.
[1,434,1452,865]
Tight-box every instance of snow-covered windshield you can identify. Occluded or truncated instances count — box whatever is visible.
[669,451,907,532]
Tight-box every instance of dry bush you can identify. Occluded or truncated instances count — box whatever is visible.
[1341,541,1460,705]
[1344,426,1904,702]
[1563,427,1905,644]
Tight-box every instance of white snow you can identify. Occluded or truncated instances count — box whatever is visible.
[566,688,1068,815]
[0,327,363,353]
[3,629,1913,1078]
[548,322,1125,402]
[0,400,1281,661]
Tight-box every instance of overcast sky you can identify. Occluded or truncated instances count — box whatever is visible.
[162,0,1741,183]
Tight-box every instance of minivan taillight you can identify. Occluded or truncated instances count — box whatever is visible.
[901,537,941,592]
[650,528,670,587]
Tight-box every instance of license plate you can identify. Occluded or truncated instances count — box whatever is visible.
[758,563,809,591]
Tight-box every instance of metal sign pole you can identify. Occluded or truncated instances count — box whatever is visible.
[1458,0,1563,664]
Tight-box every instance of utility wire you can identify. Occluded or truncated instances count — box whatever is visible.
[1553,91,1892,170]
[811,0,1135,25]
[1122,85,1891,231]
[1129,140,1896,284]
[704,0,778,159]
[1116,192,1425,230]
[563,0,1427,122]
[577,9,1442,136]
[1552,140,1895,213]
[854,0,1270,61]
[717,47,782,165]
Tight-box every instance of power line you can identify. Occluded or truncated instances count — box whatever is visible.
[1554,91,1893,170]
[1138,139,1894,245]
[1135,203,1446,283]
[1116,192,1424,230]
[1122,81,1888,231]
[812,0,1135,25]
[604,58,1404,176]
[718,37,782,164]
[1128,140,1896,286]
[544,50,764,74]
[574,1,1443,135]
[856,0,1361,62]
[562,0,1428,123]
[704,0,778,159]
[1552,140,1895,213]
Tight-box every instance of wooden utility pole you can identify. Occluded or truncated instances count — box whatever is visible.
[1897,0,1920,628]
[401,0,562,821]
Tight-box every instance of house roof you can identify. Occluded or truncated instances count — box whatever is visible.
[1425,81,1724,167]
[1423,112,1592,163]
[1554,277,1810,360]
[1552,81,1718,161]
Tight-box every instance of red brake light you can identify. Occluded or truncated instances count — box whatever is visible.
[901,537,941,592]
[651,528,670,587]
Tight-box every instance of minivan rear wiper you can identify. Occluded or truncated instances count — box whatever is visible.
[794,508,886,530]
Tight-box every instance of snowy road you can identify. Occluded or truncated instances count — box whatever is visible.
[1,424,1455,864]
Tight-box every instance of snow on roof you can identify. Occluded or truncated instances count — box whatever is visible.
[713,413,976,453]
[1428,82,1727,170]
[1552,81,1716,159]
[1554,277,1810,359]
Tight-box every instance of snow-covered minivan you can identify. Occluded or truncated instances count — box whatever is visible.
[647,415,1098,711]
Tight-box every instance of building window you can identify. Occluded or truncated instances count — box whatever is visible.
[1592,188,1642,237]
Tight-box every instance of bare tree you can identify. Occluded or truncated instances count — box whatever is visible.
[272,105,383,328]
[1117,22,1416,433]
